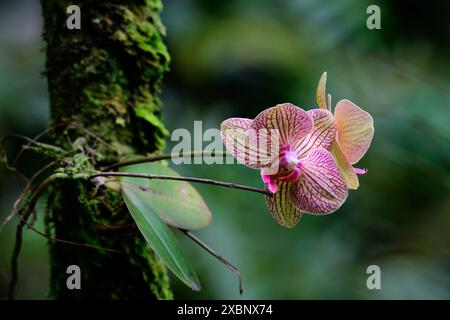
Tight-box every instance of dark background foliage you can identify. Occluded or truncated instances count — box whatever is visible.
[1,0,449,299]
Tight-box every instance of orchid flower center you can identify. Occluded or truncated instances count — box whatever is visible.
[279,147,299,171]
[281,151,298,170]
[261,146,302,193]
[273,147,301,183]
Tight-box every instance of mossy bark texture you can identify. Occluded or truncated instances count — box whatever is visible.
[40,0,172,299]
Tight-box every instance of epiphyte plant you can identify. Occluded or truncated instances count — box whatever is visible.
[221,103,347,227]
[3,73,373,296]
[220,72,374,227]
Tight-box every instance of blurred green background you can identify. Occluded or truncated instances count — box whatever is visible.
[1,0,449,299]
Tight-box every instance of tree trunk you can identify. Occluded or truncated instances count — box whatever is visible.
[40,0,172,299]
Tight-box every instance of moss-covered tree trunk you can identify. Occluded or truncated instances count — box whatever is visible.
[41,0,172,299]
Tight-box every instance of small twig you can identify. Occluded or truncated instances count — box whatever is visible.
[8,174,59,300]
[103,150,229,171]
[2,144,76,233]
[90,172,270,196]
[16,175,60,224]
[69,124,120,155]
[9,220,23,300]
[181,230,243,295]
[0,161,57,233]
[3,134,63,156]
[1,124,67,206]
[23,216,122,254]
[11,122,66,168]
[8,216,121,300]
[2,133,44,150]
[1,122,66,184]
[8,173,121,300]
[1,135,32,182]
[9,165,122,251]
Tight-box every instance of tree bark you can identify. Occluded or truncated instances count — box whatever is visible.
[40,0,172,299]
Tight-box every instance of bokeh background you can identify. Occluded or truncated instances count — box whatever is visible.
[1,0,449,299]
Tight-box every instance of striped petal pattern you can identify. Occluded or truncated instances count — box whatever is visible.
[292,148,348,215]
[261,172,278,193]
[252,103,313,148]
[294,109,336,158]
[265,181,304,228]
[334,99,374,164]
[219,87,367,227]
[221,117,272,168]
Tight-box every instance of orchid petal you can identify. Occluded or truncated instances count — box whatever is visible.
[252,103,313,149]
[265,181,304,228]
[316,72,328,110]
[292,148,348,215]
[334,99,374,164]
[294,109,337,158]
[221,117,273,168]
[353,167,368,175]
[330,140,359,189]
[261,173,278,193]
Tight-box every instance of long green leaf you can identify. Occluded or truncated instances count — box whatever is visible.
[119,162,211,230]
[122,185,201,291]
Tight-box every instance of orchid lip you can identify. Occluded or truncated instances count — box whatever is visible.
[353,167,368,175]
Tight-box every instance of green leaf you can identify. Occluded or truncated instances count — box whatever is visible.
[119,162,211,230]
[122,184,201,291]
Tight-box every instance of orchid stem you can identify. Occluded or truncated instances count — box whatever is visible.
[181,230,243,295]
[103,150,230,171]
[90,172,270,196]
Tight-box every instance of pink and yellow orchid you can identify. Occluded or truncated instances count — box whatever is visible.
[316,72,374,189]
[221,103,348,228]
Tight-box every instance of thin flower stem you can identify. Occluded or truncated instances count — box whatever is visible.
[102,150,230,171]
[181,230,243,295]
[90,172,270,196]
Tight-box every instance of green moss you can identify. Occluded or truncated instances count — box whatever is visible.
[148,254,173,300]
[110,1,171,151]
[26,142,65,159]
[40,0,173,299]
[42,0,170,157]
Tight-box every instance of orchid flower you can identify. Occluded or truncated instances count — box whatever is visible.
[316,72,374,189]
[220,103,348,228]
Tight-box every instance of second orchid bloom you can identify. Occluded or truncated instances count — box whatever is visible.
[220,73,374,228]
